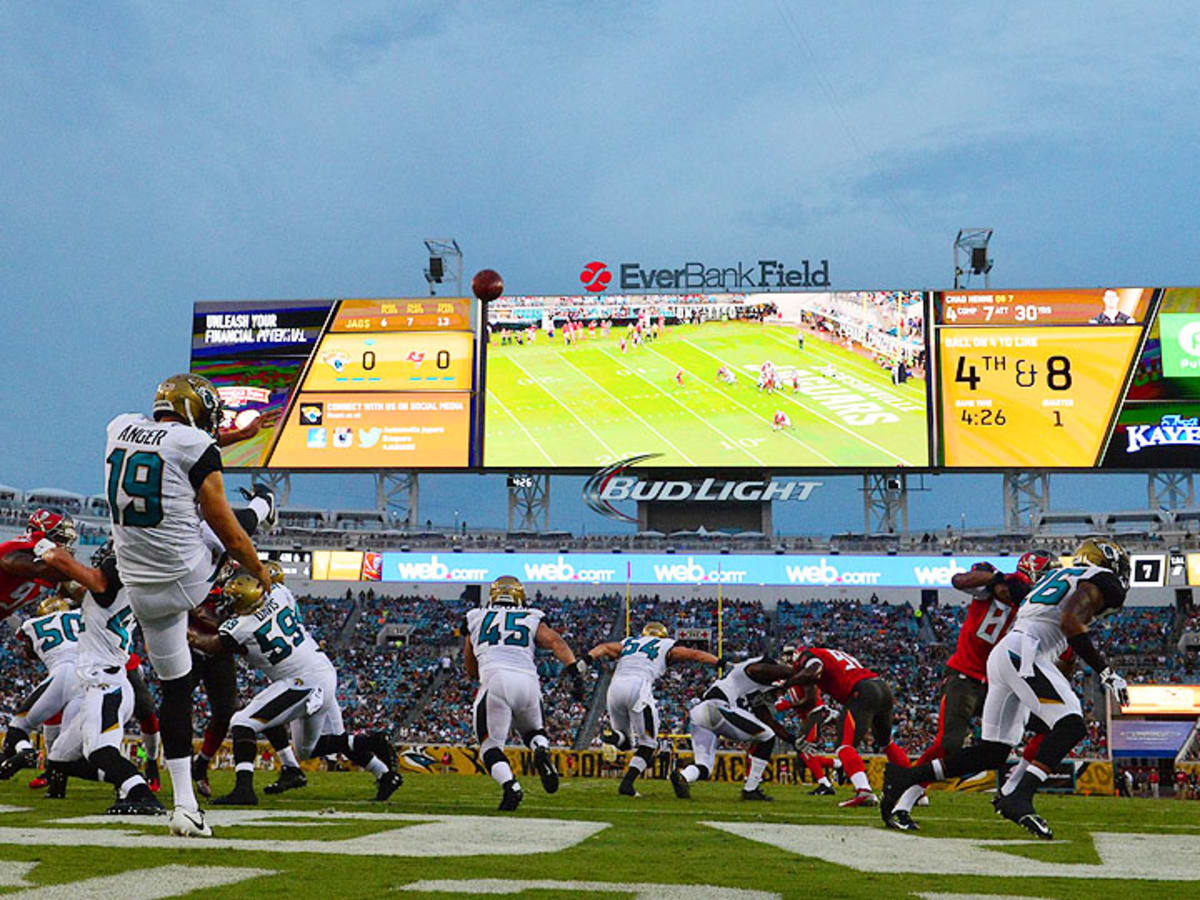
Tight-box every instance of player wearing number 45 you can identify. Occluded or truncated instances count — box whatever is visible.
[883,539,1132,841]
[105,372,274,837]
[187,573,402,806]
[587,623,719,797]
[463,575,589,811]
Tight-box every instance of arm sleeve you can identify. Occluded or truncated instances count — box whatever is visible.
[93,558,124,609]
[188,443,223,492]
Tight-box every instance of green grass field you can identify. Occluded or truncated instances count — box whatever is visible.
[3,770,1198,898]
[483,321,928,468]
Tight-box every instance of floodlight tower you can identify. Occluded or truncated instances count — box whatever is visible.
[424,239,463,297]
[953,229,993,289]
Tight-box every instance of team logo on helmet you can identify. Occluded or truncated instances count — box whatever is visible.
[153,373,225,438]
[27,509,77,548]
[1073,538,1131,588]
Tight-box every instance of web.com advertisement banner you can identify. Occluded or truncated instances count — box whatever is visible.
[379,553,1010,588]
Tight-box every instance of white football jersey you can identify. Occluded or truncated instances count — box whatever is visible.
[612,635,676,683]
[465,606,545,680]
[76,556,136,669]
[219,584,331,682]
[20,610,82,670]
[709,656,774,709]
[105,413,220,584]
[1011,564,1126,660]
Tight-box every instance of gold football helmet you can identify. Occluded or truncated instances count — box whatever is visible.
[221,573,266,617]
[488,575,526,608]
[642,621,669,639]
[1073,538,1131,587]
[153,373,224,437]
[35,595,70,616]
[264,560,286,585]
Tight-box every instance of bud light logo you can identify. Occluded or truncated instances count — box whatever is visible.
[580,261,612,293]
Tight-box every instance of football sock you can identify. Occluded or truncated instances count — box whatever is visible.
[277,746,300,769]
[884,742,910,768]
[1033,715,1086,772]
[1023,734,1046,762]
[158,676,194,760]
[119,774,143,799]
[42,723,60,752]
[200,727,223,761]
[366,757,387,778]
[680,764,701,784]
[529,733,550,752]
[817,776,832,787]
[231,725,257,766]
[850,770,871,792]
[140,717,159,760]
[804,755,826,781]
[164,757,198,811]
[1001,759,1029,796]
[837,745,869,791]
[628,755,648,775]
[744,757,768,792]
[895,784,925,813]
[247,496,272,524]
[911,740,1009,783]
[913,741,941,768]
[482,747,513,787]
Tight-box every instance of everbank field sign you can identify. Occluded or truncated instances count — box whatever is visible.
[579,259,830,293]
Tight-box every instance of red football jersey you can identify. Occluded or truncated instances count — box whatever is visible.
[776,685,823,714]
[0,536,54,619]
[798,647,877,704]
[946,573,1028,680]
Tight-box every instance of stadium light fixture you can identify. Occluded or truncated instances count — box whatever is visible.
[424,238,462,296]
[953,228,993,289]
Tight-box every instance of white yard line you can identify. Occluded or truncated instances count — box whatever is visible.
[762,328,926,404]
[501,355,619,458]
[640,344,835,465]
[558,353,696,465]
[678,339,913,466]
[486,388,554,465]
[598,348,765,466]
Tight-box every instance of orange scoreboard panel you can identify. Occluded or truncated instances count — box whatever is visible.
[935,289,1151,467]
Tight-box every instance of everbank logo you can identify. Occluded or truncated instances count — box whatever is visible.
[784,558,882,586]
[580,261,612,293]
[522,555,616,582]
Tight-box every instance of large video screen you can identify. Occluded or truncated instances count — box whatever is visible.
[192,299,480,469]
[482,292,930,468]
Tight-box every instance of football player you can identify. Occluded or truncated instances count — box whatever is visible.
[885,551,1053,831]
[0,510,77,620]
[34,540,164,813]
[772,411,792,431]
[105,372,272,837]
[774,676,838,795]
[883,539,1132,839]
[783,646,911,807]
[0,594,81,779]
[464,575,589,811]
[588,622,719,796]
[187,573,401,806]
[669,654,799,802]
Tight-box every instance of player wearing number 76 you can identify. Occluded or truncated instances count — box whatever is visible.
[463,575,589,811]
[105,372,273,837]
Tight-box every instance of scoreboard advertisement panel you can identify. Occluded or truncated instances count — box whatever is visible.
[193,286,1200,471]
[192,298,479,469]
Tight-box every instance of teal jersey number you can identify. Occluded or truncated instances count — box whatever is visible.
[620,637,660,660]
[32,612,81,653]
[106,607,135,652]
[478,611,533,647]
[106,449,165,528]
[253,606,306,664]
[1025,567,1086,605]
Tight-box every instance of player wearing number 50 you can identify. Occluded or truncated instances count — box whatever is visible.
[105,373,272,838]
[882,539,1132,841]
[588,623,719,797]
[186,574,402,806]
[463,575,589,812]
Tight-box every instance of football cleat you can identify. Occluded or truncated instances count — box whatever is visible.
[670,768,691,799]
[192,756,212,799]
[498,780,524,812]
[886,810,920,832]
[617,781,640,797]
[239,484,278,532]
[264,765,308,795]
[45,769,67,799]
[168,806,213,838]
[599,728,627,750]
[533,746,559,794]
[145,758,160,793]
[107,792,167,816]
[212,786,259,806]
[808,783,836,796]
[0,748,37,781]
[995,791,1054,840]
[1016,813,1054,840]
[28,772,48,790]
[740,787,773,802]
[374,770,404,802]
[839,789,879,808]
[368,732,397,772]
[991,792,1005,815]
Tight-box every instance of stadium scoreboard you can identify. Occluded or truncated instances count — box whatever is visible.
[192,285,1200,471]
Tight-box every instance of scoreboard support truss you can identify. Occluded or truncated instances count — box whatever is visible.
[376,473,419,530]
[1003,470,1049,531]
[247,470,291,509]
[862,473,908,535]
[1147,472,1194,510]
[508,474,550,533]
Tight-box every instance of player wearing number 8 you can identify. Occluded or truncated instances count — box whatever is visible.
[106,373,272,836]
[463,575,589,811]
[588,622,719,797]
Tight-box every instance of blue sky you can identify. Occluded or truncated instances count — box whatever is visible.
[2,2,1196,533]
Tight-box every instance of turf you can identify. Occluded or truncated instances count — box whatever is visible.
[482,320,928,468]
[2,770,1198,898]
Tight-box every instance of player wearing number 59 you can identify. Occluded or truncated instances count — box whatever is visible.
[105,373,273,837]
[588,623,719,797]
[463,575,589,811]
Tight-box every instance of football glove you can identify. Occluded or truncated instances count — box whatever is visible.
[566,659,588,702]
[33,538,57,561]
[1100,668,1129,708]
[792,735,817,756]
